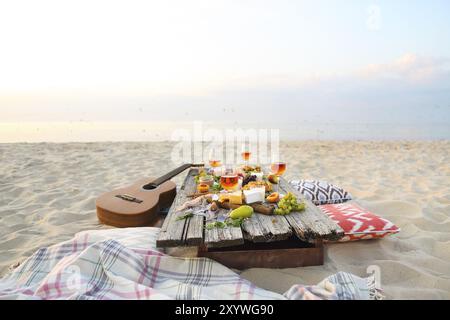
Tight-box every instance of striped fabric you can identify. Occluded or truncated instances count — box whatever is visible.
[0,228,381,300]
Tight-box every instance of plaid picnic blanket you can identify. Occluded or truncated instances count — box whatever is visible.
[0,227,382,300]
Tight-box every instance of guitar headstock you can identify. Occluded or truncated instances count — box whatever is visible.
[191,163,205,167]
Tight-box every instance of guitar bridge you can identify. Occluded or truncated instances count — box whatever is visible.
[115,194,143,203]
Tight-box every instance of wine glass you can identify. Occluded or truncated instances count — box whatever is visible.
[208,149,222,168]
[270,161,286,177]
[209,159,222,168]
[220,166,239,192]
[241,145,251,165]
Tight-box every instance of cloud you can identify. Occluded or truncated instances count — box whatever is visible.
[1,53,449,126]
[203,54,450,96]
[359,53,450,83]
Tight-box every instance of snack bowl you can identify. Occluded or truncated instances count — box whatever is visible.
[199,175,214,186]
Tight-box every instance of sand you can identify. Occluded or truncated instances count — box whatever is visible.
[0,141,449,299]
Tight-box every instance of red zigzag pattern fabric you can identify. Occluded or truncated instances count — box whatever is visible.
[319,202,400,242]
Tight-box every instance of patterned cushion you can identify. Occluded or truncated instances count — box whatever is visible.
[289,180,352,205]
[319,202,400,242]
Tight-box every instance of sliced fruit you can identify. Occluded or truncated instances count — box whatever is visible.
[266,192,280,203]
[197,183,209,193]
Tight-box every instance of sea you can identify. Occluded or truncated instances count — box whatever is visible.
[0,120,449,142]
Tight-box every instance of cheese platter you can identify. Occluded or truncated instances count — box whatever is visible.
[188,163,307,222]
[156,159,344,268]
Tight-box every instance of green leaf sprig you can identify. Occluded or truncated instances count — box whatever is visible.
[176,212,194,221]
[205,217,245,230]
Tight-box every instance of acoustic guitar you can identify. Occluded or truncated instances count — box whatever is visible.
[96,163,203,227]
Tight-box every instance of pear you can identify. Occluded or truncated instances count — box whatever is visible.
[229,205,254,219]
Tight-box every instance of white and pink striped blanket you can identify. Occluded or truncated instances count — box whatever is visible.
[0,227,381,300]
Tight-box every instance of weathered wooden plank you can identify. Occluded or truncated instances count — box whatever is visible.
[157,168,199,247]
[183,170,205,246]
[242,212,292,242]
[218,226,244,247]
[205,226,244,248]
[159,170,192,232]
[241,215,266,242]
[278,178,344,242]
[184,214,204,246]
[204,209,244,248]
[255,213,292,242]
[204,225,219,247]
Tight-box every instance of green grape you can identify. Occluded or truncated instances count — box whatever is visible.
[275,193,304,215]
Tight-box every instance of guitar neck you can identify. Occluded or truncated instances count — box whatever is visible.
[145,163,201,188]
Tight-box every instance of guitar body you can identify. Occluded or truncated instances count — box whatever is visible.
[96,177,177,227]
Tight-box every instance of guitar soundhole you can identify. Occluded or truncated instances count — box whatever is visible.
[142,183,157,190]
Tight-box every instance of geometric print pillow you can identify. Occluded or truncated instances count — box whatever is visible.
[289,180,353,205]
[319,202,400,242]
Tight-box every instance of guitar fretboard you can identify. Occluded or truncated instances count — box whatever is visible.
[143,163,202,189]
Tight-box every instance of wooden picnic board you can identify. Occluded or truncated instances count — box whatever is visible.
[156,168,344,249]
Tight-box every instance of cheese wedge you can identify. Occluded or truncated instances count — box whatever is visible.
[219,191,243,205]
[229,191,243,205]
[243,187,265,204]
[219,193,230,203]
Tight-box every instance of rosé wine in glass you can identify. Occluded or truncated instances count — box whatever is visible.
[270,162,286,176]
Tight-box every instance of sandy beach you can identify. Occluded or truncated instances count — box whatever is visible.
[1,141,449,299]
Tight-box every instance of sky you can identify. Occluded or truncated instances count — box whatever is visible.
[0,0,449,140]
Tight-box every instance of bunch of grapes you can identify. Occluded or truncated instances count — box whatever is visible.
[274,192,306,215]
[242,174,257,186]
